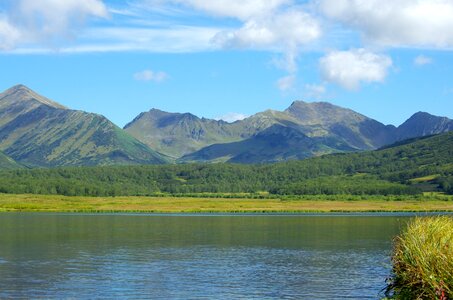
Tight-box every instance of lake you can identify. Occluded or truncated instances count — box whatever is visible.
[0,213,427,299]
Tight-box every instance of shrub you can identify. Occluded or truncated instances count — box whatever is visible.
[386,216,453,299]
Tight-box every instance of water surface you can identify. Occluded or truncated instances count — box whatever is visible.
[0,213,421,299]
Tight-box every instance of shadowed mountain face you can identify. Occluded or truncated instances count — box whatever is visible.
[126,100,452,164]
[0,85,167,167]
[396,112,453,141]
[180,124,356,163]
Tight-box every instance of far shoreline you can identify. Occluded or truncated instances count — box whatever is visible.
[0,193,452,214]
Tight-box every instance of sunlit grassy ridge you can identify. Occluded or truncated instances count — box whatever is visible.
[386,216,453,299]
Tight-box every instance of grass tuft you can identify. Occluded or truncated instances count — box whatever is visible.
[386,216,453,299]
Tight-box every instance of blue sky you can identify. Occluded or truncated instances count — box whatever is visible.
[0,0,452,127]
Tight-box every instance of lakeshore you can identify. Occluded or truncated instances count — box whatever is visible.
[0,194,452,213]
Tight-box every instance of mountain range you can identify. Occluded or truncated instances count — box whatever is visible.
[125,99,453,163]
[0,84,452,167]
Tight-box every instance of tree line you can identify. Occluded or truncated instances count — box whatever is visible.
[0,132,451,197]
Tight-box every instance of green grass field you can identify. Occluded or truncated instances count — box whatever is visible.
[0,194,452,213]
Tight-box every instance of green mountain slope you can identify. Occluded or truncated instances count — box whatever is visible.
[125,100,398,162]
[0,151,22,169]
[123,109,248,158]
[0,131,452,196]
[0,85,167,167]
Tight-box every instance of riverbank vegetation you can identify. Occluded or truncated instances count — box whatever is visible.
[0,194,452,213]
[386,216,453,299]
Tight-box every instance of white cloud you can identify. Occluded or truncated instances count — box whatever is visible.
[277,75,296,91]
[414,55,433,66]
[84,26,221,53]
[0,17,21,50]
[161,1,321,88]
[212,9,321,73]
[199,3,322,91]
[0,0,108,49]
[215,112,248,123]
[304,83,326,99]
[318,0,453,49]
[170,0,290,20]
[4,25,223,54]
[134,69,168,82]
[319,48,392,90]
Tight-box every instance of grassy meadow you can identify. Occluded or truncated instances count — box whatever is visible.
[0,193,452,213]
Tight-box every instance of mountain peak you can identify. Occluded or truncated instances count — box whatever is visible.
[1,84,67,110]
[148,108,166,113]
[289,100,307,106]
[285,99,367,126]
[3,84,35,98]
[403,111,452,125]
[9,84,30,92]
[407,111,444,120]
[289,100,333,108]
[397,111,453,140]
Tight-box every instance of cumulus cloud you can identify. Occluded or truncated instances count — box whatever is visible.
[212,9,321,73]
[0,16,21,50]
[277,75,296,91]
[192,2,321,91]
[318,0,453,49]
[0,0,108,49]
[414,55,433,66]
[319,48,392,90]
[215,112,248,123]
[134,69,169,82]
[304,83,326,99]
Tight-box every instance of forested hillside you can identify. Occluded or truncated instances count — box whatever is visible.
[0,132,451,197]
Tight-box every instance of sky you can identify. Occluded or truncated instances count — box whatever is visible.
[0,0,453,127]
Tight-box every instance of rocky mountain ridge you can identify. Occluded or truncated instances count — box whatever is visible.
[126,100,452,163]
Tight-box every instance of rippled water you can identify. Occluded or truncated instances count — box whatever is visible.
[0,213,416,299]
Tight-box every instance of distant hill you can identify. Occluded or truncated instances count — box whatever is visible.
[0,85,167,167]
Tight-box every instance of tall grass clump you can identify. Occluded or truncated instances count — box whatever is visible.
[386,216,453,299]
